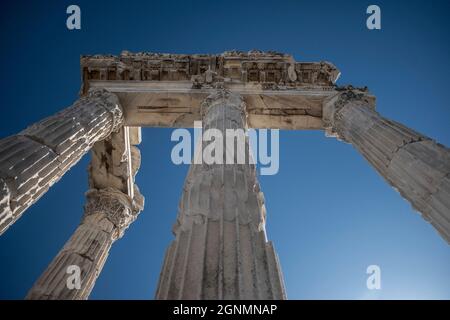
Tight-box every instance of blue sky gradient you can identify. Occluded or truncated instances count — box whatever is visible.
[0,0,449,299]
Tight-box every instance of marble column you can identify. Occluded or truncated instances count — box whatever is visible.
[26,127,144,300]
[0,89,124,235]
[324,87,450,243]
[156,90,286,300]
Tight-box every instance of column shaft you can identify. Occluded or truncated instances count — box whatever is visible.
[0,89,123,235]
[324,88,450,243]
[156,90,286,300]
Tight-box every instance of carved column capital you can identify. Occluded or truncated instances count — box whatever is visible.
[323,86,376,140]
[200,89,245,115]
[84,188,136,239]
[84,89,124,135]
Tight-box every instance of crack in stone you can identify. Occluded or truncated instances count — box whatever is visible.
[20,134,59,155]
[387,137,428,168]
[74,251,95,263]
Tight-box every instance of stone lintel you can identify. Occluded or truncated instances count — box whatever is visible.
[88,80,336,130]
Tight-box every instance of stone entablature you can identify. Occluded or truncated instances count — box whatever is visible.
[81,51,341,130]
[81,50,340,94]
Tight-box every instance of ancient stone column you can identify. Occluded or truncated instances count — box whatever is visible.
[323,87,450,243]
[156,90,286,300]
[26,127,144,300]
[0,89,124,235]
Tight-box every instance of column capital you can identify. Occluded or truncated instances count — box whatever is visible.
[200,89,246,118]
[83,89,124,135]
[84,188,137,240]
[323,85,376,139]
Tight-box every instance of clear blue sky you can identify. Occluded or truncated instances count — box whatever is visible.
[0,0,449,299]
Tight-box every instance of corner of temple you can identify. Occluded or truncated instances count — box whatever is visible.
[320,61,341,85]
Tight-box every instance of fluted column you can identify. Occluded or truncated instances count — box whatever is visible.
[156,90,286,300]
[26,127,144,300]
[0,89,124,235]
[324,87,450,243]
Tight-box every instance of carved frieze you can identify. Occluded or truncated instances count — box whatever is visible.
[81,51,340,93]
